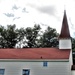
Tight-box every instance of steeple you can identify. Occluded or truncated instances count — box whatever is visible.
[59,10,71,39]
[59,10,71,49]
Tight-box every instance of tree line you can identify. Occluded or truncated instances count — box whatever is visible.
[0,24,75,49]
[0,24,59,48]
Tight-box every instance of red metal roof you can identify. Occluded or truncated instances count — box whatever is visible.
[59,10,71,39]
[0,48,70,59]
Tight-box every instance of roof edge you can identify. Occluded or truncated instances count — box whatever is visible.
[0,59,69,62]
[58,37,71,39]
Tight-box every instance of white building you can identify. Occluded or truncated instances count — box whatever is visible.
[0,10,73,75]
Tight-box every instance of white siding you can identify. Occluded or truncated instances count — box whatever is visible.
[69,50,73,69]
[72,71,75,75]
[59,39,71,49]
[0,61,71,75]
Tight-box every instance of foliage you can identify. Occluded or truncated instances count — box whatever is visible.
[39,26,59,47]
[72,38,75,50]
[23,24,41,48]
[0,24,25,48]
[0,24,59,48]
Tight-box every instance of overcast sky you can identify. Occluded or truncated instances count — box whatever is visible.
[0,0,75,37]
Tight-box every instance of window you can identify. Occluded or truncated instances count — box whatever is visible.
[43,61,48,67]
[22,69,30,75]
[0,69,5,75]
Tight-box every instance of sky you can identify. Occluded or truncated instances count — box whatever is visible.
[0,0,75,37]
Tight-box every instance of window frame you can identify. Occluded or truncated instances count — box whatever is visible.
[22,69,30,75]
[43,61,48,67]
[0,69,5,75]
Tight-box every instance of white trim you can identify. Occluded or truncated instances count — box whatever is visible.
[0,59,69,62]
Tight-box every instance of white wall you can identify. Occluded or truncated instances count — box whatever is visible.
[72,71,75,75]
[0,61,71,75]
[59,39,71,49]
[69,50,73,68]
[69,50,73,75]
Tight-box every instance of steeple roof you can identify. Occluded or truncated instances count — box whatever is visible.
[59,10,71,39]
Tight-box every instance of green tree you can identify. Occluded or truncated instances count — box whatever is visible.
[0,25,18,48]
[71,38,75,64]
[0,24,25,48]
[72,38,75,50]
[0,24,59,48]
[23,24,41,48]
[39,26,59,47]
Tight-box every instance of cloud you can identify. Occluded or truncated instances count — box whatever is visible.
[4,13,14,17]
[22,7,28,13]
[28,3,56,16]
[12,4,20,10]
[12,4,28,13]
[37,6,56,16]
[13,17,20,21]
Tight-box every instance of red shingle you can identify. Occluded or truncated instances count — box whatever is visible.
[0,48,70,59]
